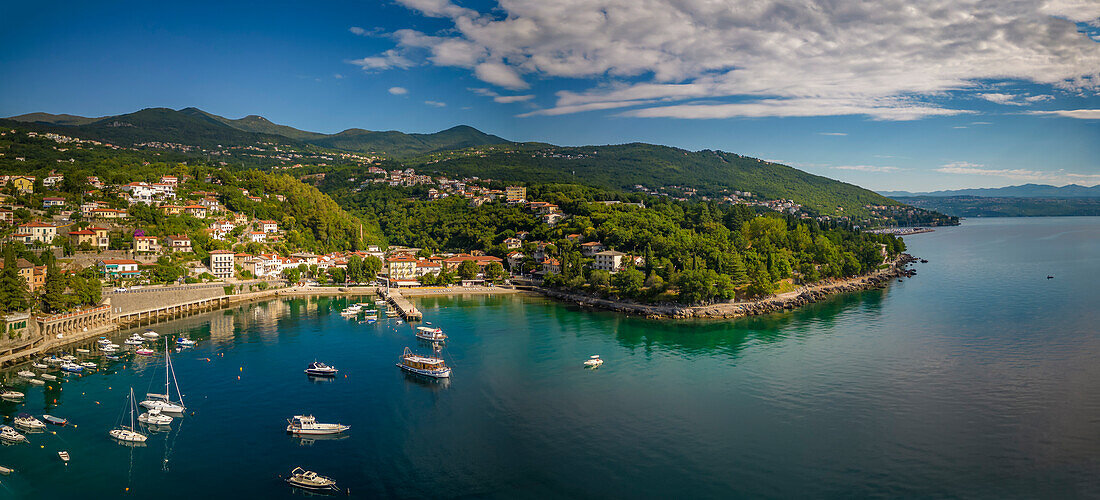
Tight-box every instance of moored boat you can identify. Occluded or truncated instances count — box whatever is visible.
[286,467,339,491]
[415,326,447,342]
[58,450,70,463]
[176,337,196,347]
[59,362,83,373]
[0,425,27,443]
[110,388,148,444]
[124,338,145,346]
[17,370,35,378]
[138,408,173,426]
[80,361,97,369]
[1,389,25,401]
[76,348,90,354]
[32,362,47,369]
[304,362,338,377]
[0,465,12,474]
[285,415,349,435]
[28,379,44,386]
[584,355,604,367]
[42,414,67,426]
[14,413,45,431]
[140,340,186,414]
[142,329,160,339]
[396,347,452,378]
[40,373,58,381]
[135,348,155,356]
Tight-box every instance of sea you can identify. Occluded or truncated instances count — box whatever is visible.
[0,216,1098,498]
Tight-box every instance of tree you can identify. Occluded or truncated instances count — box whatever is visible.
[483,262,505,281]
[0,245,28,313]
[589,270,611,288]
[327,267,346,284]
[457,260,479,280]
[346,256,363,283]
[363,256,383,281]
[612,267,644,297]
[42,259,67,313]
[284,267,302,284]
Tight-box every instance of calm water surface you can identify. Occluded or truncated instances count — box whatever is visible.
[1,216,1098,498]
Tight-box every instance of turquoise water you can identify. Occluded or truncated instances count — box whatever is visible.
[1,216,1099,498]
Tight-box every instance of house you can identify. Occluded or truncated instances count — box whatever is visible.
[132,235,162,253]
[10,176,34,194]
[159,175,178,185]
[183,205,207,218]
[84,227,110,250]
[86,176,104,189]
[200,197,220,211]
[385,255,418,280]
[506,251,526,270]
[17,222,57,244]
[258,220,278,233]
[92,207,127,219]
[67,229,97,248]
[441,254,504,274]
[166,234,192,252]
[503,237,522,250]
[415,260,442,277]
[541,257,561,274]
[43,173,64,187]
[42,197,66,208]
[0,209,13,225]
[543,213,565,225]
[98,259,141,279]
[592,250,628,273]
[0,258,46,291]
[566,234,582,243]
[249,231,267,243]
[160,205,185,215]
[506,186,526,203]
[208,250,235,279]
[580,241,607,257]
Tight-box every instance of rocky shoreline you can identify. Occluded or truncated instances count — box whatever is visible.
[539,254,918,320]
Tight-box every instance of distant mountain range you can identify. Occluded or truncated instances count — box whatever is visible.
[4,107,907,214]
[879,184,1100,198]
[7,108,511,158]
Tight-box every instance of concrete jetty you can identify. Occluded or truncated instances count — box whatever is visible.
[379,289,423,321]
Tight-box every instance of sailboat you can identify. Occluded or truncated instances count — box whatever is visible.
[140,340,186,414]
[109,388,148,443]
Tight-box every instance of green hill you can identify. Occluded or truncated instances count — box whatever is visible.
[309,125,511,157]
[8,112,101,126]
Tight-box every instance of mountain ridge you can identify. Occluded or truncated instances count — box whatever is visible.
[879,183,1100,198]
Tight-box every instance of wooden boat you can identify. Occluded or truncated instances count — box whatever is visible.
[42,414,68,426]
[58,451,70,463]
[286,467,339,491]
[396,347,452,378]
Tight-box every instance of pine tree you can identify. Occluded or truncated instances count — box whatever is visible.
[0,246,28,313]
[42,259,67,313]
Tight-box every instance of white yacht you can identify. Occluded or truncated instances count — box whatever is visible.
[285,415,350,435]
[584,355,604,367]
[1,389,25,401]
[110,388,148,444]
[14,414,45,431]
[137,408,173,426]
[286,467,339,492]
[0,426,27,443]
[142,329,160,339]
[40,373,58,381]
[415,326,447,342]
[32,362,48,369]
[17,370,35,378]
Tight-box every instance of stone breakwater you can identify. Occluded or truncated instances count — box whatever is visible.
[540,254,918,320]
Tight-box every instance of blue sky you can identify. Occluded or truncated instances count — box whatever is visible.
[1,0,1098,192]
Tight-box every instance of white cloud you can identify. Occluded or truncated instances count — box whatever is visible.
[388,86,408,95]
[349,49,414,70]
[424,100,447,107]
[1027,109,1100,119]
[935,161,1100,186]
[367,0,1100,119]
[978,92,1056,106]
[817,132,848,136]
[333,73,345,79]
[970,121,993,125]
[493,94,535,103]
[468,87,498,97]
[833,165,901,172]
[349,26,366,36]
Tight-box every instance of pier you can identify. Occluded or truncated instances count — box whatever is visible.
[379,289,423,321]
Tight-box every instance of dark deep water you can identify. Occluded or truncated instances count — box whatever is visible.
[1,216,1098,498]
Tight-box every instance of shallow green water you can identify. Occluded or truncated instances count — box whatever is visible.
[0,216,1097,498]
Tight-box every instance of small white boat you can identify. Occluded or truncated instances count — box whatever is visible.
[0,465,12,474]
[60,355,76,362]
[142,330,160,339]
[80,362,97,369]
[0,426,27,443]
[76,348,90,354]
[14,414,45,431]
[396,347,451,378]
[415,326,447,342]
[58,450,70,463]
[43,415,67,426]
[176,338,196,347]
[60,362,83,373]
[124,338,144,346]
[138,408,173,426]
[43,356,62,365]
[1,390,25,401]
[304,362,338,377]
[583,355,604,367]
[286,467,339,491]
[285,415,349,435]
[135,348,155,356]
[28,379,44,386]
[110,388,148,444]
[32,363,47,369]
[17,370,35,378]
[40,374,58,381]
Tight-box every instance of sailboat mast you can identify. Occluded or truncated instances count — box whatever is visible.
[169,349,184,406]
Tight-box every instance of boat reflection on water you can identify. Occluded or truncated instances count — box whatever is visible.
[306,375,336,385]
[111,437,148,448]
[294,433,351,447]
[401,370,451,390]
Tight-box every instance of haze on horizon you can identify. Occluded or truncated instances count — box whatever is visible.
[1,0,1097,192]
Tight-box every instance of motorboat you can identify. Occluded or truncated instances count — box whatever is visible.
[32,362,47,369]
[286,467,339,492]
[43,356,62,365]
[142,329,160,339]
[135,348,155,356]
[415,326,447,342]
[42,415,67,426]
[60,355,76,362]
[28,379,44,386]
[58,451,70,463]
[60,362,83,373]
[124,338,145,346]
[40,373,58,381]
[304,362,338,377]
[80,361,97,369]
[141,340,186,414]
[396,347,452,378]
[138,408,173,426]
[285,415,349,435]
[110,388,148,444]
[0,426,27,443]
[17,370,35,378]
[1,389,25,401]
[14,413,45,431]
[584,355,604,367]
[176,337,196,347]
[0,465,12,475]
[105,355,121,361]
[76,348,90,354]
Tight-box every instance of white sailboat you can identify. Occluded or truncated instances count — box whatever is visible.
[138,408,173,426]
[110,388,148,443]
[141,340,186,414]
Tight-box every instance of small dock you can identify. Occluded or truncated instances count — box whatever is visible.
[379,290,423,321]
